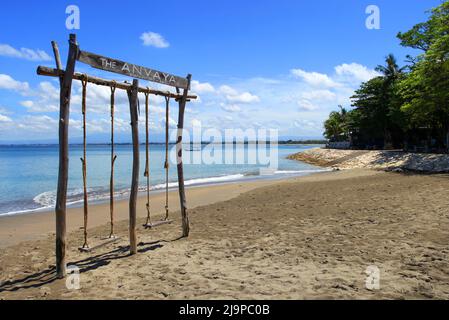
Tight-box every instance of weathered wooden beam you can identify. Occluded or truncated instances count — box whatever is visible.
[51,41,64,93]
[55,34,78,278]
[176,75,192,238]
[51,41,63,71]
[127,79,139,255]
[77,50,190,89]
[37,66,197,101]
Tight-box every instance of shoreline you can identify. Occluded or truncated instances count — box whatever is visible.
[0,169,332,248]
[288,147,449,173]
[0,169,326,218]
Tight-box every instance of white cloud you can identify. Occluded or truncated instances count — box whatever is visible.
[226,92,260,104]
[191,80,215,93]
[335,63,380,83]
[20,100,33,108]
[16,115,58,132]
[297,99,319,111]
[0,114,12,122]
[219,85,259,104]
[0,44,52,61]
[20,99,58,112]
[18,81,60,112]
[301,90,336,101]
[0,62,379,140]
[220,103,241,113]
[0,74,30,92]
[219,85,238,96]
[291,69,340,88]
[140,32,170,48]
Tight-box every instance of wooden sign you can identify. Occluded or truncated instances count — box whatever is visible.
[77,50,189,89]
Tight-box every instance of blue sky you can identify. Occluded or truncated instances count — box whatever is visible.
[0,0,443,143]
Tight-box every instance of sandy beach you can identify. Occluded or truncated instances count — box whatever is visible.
[1,168,449,300]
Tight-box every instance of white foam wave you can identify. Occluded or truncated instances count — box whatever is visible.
[12,170,325,217]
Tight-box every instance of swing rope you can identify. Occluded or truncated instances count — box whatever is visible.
[81,74,89,249]
[109,81,117,238]
[144,89,152,226]
[164,95,170,220]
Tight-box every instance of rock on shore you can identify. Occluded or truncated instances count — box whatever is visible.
[288,148,449,173]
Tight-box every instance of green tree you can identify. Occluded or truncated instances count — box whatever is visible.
[350,54,406,148]
[397,1,449,150]
[324,105,348,141]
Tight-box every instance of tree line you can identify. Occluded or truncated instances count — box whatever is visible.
[324,1,449,152]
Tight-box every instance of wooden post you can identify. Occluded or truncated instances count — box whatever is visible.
[127,79,139,254]
[109,85,117,238]
[55,34,78,278]
[51,41,63,71]
[176,75,192,238]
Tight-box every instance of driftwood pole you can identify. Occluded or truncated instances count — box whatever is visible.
[51,41,63,74]
[127,79,139,254]
[109,84,117,238]
[176,75,192,237]
[55,34,78,278]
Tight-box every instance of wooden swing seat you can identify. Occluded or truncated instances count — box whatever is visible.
[78,236,120,253]
[143,219,173,229]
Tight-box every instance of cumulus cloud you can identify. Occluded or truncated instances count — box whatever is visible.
[0,44,52,61]
[16,115,58,132]
[226,92,260,103]
[335,63,380,83]
[219,85,238,96]
[191,80,215,93]
[140,32,170,48]
[18,81,60,112]
[0,61,379,140]
[290,69,340,88]
[0,74,30,93]
[219,85,259,104]
[0,113,12,122]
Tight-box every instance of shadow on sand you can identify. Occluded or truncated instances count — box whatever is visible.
[0,238,175,294]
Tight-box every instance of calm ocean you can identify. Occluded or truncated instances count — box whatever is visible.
[0,144,325,216]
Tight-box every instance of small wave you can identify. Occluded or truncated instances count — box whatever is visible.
[143,174,246,191]
[0,206,51,217]
[32,174,247,212]
[12,170,325,217]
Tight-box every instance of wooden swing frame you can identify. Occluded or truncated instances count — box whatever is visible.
[38,34,196,278]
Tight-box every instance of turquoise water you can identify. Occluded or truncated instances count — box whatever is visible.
[0,144,324,216]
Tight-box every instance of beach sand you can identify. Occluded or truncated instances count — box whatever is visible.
[1,169,449,299]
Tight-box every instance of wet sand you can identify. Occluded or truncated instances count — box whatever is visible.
[1,169,449,299]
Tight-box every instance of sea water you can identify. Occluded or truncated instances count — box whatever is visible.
[0,144,325,216]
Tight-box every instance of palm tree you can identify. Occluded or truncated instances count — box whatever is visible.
[375,54,406,82]
[374,54,406,148]
[324,105,349,141]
